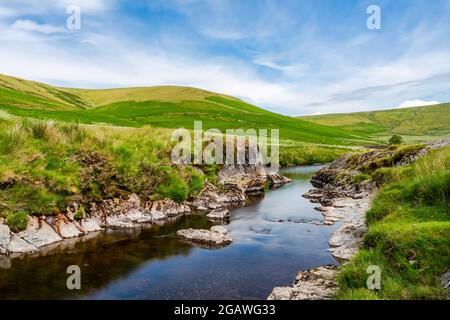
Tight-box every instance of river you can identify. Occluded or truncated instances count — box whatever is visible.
[0,165,339,300]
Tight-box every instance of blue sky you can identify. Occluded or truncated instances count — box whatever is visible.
[0,0,449,115]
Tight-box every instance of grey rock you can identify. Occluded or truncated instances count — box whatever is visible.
[7,235,38,253]
[18,217,62,248]
[0,224,11,254]
[80,218,102,233]
[210,225,227,235]
[267,173,293,188]
[442,269,450,290]
[268,266,338,300]
[55,214,83,238]
[148,199,190,218]
[177,226,232,246]
[207,208,230,220]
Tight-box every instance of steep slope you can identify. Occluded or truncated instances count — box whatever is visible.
[0,73,369,145]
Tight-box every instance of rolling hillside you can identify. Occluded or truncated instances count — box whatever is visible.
[0,73,368,145]
[300,104,450,141]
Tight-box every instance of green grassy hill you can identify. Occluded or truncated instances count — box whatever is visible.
[0,73,368,145]
[299,104,450,142]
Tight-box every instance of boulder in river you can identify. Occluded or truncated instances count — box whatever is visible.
[207,208,230,220]
[176,226,232,246]
[191,182,246,210]
[268,265,338,300]
[267,173,293,188]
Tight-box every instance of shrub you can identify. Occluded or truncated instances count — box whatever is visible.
[389,135,403,145]
[59,122,87,143]
[0,126,24,155]
[155,167,189,202]
[27,120,61,142]
[353,173,371,184]
[6,211,28,232]
[74,205,85,220]
[11,186,59,216]
[372,167,409,186]
[185,167,206,198]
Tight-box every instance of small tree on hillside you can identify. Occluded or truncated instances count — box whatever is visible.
[389,135,403,145]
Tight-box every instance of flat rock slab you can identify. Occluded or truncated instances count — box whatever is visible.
[18,219,62,248]
[268,265,338,300]
[80,218,102,233]
[7,235,38,254]
[55,218,82,239]
[177,226,232,246]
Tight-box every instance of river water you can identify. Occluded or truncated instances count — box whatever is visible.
[0,165,339,300]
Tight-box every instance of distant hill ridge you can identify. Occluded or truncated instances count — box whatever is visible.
[0,73,370,145]
[299,103,450,137]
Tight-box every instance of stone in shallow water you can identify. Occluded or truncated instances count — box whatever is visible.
[207,209,230,220]
[268,265,338,300]
[250,225,272,235]
[267,173,293,188]
[210,225,227,235]
[176,226,232,246]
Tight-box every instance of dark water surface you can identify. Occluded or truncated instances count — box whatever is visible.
[0,165,338,300]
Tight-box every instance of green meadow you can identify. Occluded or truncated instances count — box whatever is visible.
[0,73,371,146]
[0,73,449,300]
[300,103,450,143]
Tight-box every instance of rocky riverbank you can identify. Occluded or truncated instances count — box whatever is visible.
[0,164,291,258]
[269,140,450,300]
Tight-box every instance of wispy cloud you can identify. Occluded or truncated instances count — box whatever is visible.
[11,19,65,34]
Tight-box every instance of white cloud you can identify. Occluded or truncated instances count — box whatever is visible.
[11,19,65,34]
[397,99,440,109]
[0,1,449,117]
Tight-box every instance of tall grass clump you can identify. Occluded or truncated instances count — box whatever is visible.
[154,166,189,202]
[6,211,28,232]
[58,122,88,143]
[24,120,61,142]
[0,125,25,155]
